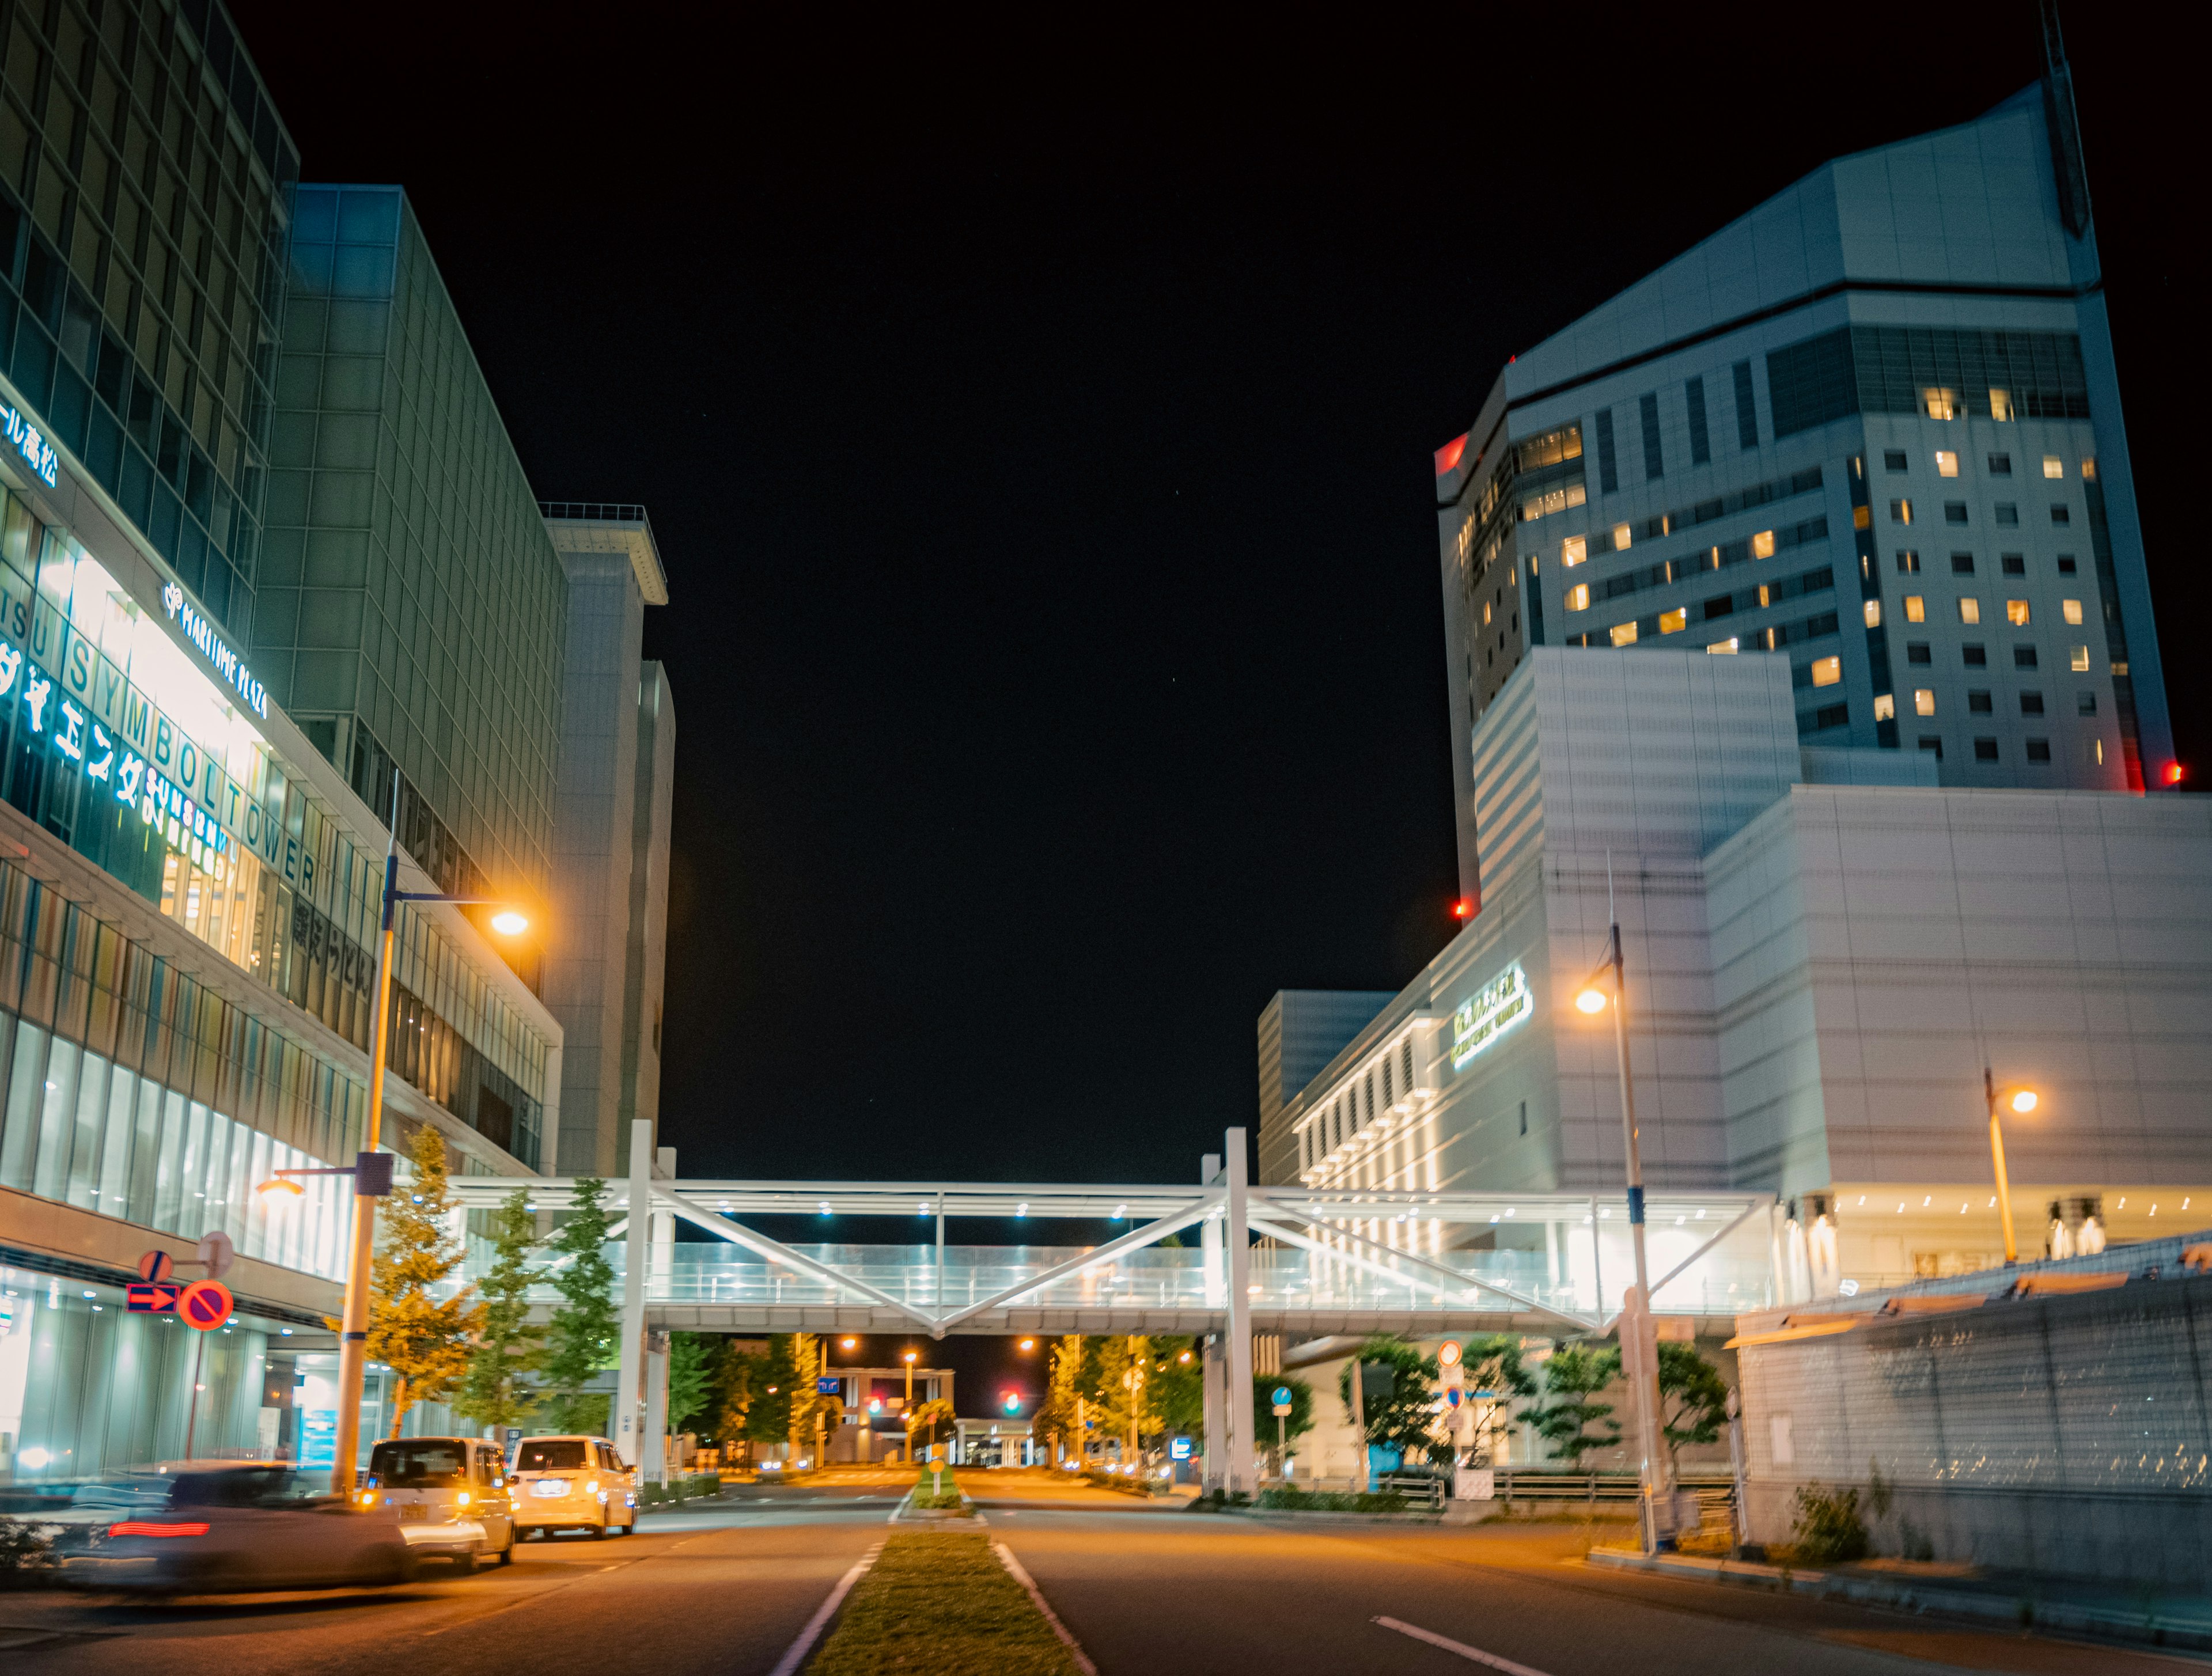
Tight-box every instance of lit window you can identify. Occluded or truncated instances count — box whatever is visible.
[1958,598,1981,625]
[1810,656,1841,688]
[1751,530,1776,559]
[1862,600,1881,629]
[1935,450,1959,477]
[1914,689,1936,716]
[2042,455,2063,479]
[1610,622,1638,646]
[2062,598,2083,625]
[1565,583,1589,612]
[1989,389,2013,421]
[1707,638,1739,654]
[1922,388,1959,420]
[1896,550,1920,574]
[1891,499,1912,524]
[2005,599,2030,625]
[1873,693,1895,721]
[1483,600,1493,625]
[1658,608,1687,635]
[2082,459,2097,480]
[1756,584,1771,607]
[1562,536,1587,567]
[2070,645,2091,672]
[1613,522,1632,550]
[1904,596,1926,623]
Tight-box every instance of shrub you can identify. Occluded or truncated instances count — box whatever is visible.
[1256,1485,1409,1514]
[1790,1482,1869,1562]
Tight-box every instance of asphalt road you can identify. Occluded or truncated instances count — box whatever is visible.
[3,1476,2199,1676]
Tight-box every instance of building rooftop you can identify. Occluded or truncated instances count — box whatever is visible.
[540,502,670,605]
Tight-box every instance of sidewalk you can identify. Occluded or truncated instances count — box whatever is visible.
[1587,1545,2212,1656]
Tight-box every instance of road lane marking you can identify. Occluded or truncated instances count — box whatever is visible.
[994,1542,1098,1676]
[1374,1616,1553,1675]
[767,1540,884,1676]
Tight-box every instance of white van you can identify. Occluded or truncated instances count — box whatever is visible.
[508,1435,637,1540]
[363,1436,516,1570]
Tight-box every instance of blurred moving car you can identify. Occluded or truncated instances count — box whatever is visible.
[363,1437,515,1571]
[508,1435,637,1540]
[74,1463,410,1592]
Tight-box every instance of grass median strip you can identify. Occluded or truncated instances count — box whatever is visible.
[806,1530,1086,1676]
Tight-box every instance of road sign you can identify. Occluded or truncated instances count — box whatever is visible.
[1445,1387,1464,1409]
[196,1231,235,1280]
[1169,1436,1192,1461]
[1272,1401,1292,1417]
[816,1376,840,1394]
[1438,1340,1462,1367]
[127,1281,182,1313]
[179,1279,233,1330]
[1271,1385,1291,1408]
[137,1250,174,1283]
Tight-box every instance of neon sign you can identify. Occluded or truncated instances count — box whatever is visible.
[162,582,267,717]
[1,404,56,486]
[1451,962,1532,1069]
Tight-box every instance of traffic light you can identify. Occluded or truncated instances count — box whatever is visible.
[1001,1390,1021,1414]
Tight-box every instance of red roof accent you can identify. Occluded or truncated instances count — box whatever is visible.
[1434,433,1469,476]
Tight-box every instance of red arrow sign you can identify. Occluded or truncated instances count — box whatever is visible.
[127,1282,183,1313]
[178,1279,233,1330]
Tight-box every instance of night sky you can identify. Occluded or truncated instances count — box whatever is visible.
[229,5,2203,1197]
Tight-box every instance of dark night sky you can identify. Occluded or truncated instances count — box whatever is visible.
[228,5,2203,1191]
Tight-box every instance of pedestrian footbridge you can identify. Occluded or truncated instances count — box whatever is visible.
[449,1166,1778,1340]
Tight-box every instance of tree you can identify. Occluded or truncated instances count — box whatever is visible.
[1090,1334,1156,1460]
[1529,1343,1622,1467]
[1035,1334,1086,1462]
[1336,1337,1440,1465]
[1151,1338,1204,1435]
[785,1334,843,1462]
[741,1337,799,1455]
[906,1397,956,1458]
[1657,1341,1730,1471]
[667,1333,715,1435]
[1459,1333,1539,1464]
[452,1187,541,1434]
[540,1176,619,1436]
[366,1126,483,1436]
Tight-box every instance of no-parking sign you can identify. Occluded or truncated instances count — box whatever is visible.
[179,1279,233,1330]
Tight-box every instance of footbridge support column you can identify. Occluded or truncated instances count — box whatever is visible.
[1200,1152,1224,1492]
[615,1117,652,1469]
[1226,1127,1256,1496]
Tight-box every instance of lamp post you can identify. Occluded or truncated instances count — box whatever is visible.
[1984,1070,2039,1264]
[326,772,532,1496]
[1577,920,1672,1554]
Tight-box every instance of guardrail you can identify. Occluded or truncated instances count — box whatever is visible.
[1484,1470,1737,1519]
[1374,1474,1445,1510]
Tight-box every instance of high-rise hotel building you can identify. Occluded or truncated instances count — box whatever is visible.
[0,2,669,1486]
[1261,70,2210,1305]
[1433,78,2170,913]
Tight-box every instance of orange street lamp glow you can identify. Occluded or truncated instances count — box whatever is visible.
[1575,988,1608,1014]
[256,1177,305,1201]
[490,909,529,936]
[2009,1089,2038,1114]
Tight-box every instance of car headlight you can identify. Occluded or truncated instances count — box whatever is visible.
[457,1491,471,1506]
[584,1480,599,1496]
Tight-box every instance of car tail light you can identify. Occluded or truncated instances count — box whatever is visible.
[110,1521,211,1538]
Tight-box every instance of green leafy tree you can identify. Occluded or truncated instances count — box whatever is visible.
[365,1126,484,1436]
[1337,1336,1440,1465]
[1530,1343,1622,1467]
[1090,1334,1157,1459]
[1033,1334,1085,1461]
[906,1396,956,1458]
[1151,1338,1204,1436]
[1459,1333,1539,1462]
[744,1336,800,1451]
[453,1188,541,1432]
[540,1176,619,1435]
[667,1332,715,1434]
[1657,1341,1730,1471]
[785,1334,844,1461]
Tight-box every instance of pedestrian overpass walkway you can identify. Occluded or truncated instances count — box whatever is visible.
[448,1173,1781,1340]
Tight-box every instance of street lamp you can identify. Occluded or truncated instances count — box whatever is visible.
[1575,923,1672,1554]
[1985,1069,2040,1264]
[329,771,533,1496]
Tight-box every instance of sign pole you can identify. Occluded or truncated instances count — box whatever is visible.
[183,1332,207,1460]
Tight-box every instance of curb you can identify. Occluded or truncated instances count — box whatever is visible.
[1585,1547,2212,1655]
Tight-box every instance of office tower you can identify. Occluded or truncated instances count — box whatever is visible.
[541,504,674,1177]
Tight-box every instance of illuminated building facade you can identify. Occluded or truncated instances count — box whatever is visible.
[0,1,562,1485]
[1434,76,2173,928]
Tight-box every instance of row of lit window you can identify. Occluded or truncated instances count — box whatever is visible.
[1561,524,1783,568]
[1298,1039,1419,1172]
[1888,449,2082,480]
[1888,595,2084,628]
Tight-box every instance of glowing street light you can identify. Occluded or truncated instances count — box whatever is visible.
[1985,1070,2041,1264]
[1575,987,1608,1014]
[490,908,530,936]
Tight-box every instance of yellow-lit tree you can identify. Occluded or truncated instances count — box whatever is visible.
[366,1126,484,1437]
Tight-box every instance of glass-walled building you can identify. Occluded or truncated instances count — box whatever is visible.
[0,2,565,1489]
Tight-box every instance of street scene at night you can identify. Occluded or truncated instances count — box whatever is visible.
[2,1,2209,1671]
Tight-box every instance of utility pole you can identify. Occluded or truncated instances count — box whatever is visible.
[1605,916,1672,1553]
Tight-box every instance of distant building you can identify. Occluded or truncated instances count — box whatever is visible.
[540,505,675,1177]
[1433,76,2172,919]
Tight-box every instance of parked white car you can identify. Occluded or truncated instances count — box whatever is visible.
[508,1435,637,1539]
[77,1463,411,1592]
[363,1436,516,1570]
